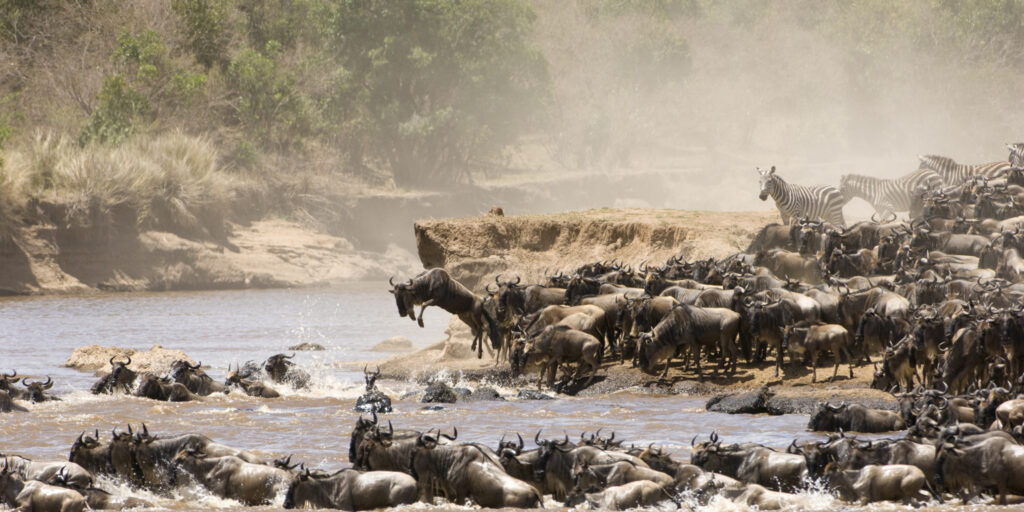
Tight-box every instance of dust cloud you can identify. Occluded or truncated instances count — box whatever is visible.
[523,1,1023,218]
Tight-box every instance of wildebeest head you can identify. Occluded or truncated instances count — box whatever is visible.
[689,431,721,467]
[579,429,621,450]
[491,275,522,317]
[348,412,379,463]
[389,276,417,321]
[263,353,295,381]
[69,429,112,475]
[108,356,137,391]
[497,433,525,456]
[363,365,380,391]
[0,370,20,392]
[533,431,573,480]
[637,333,657,372]
[168,359,201,381]
[808,402,846,431]
[757,166,777,201]
[22,376,55,403]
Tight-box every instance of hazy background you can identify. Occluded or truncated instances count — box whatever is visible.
[1,0,1022,239]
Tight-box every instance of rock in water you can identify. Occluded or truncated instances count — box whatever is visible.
[421,382,458,403]
[462,386,505,402]
[516,389,554,400]
[706,385,774,414]
[371,336,414,352]
[355,389,393,413]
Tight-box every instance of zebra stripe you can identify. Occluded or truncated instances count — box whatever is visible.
[838,168,943,216]
[918,154,1011,186]
[758,166,846,227]
[1009,143,1024,168]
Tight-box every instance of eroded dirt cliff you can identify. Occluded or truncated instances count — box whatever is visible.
[414,208,777,290]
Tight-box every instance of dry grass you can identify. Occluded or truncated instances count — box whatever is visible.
[2,130,259,236]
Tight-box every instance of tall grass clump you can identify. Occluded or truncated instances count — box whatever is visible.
[5,130,255,240]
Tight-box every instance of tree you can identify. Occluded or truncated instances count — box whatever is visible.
[328,0,550,187]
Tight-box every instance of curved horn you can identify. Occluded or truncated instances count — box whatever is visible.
[389,276,396,287]
[284,353,295,359]
[517,433,524,451]
[189,360,201,370]
[691,435,698,447]
[535,430,542,445]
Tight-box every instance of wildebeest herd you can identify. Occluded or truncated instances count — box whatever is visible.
[7,410,1024,511]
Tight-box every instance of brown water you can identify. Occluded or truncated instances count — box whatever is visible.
[0,286,1011,511]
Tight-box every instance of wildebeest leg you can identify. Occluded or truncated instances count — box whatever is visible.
[417,299,435,327]
[775,339,783,378]
[811,351,818,383]
[660,354,673,381]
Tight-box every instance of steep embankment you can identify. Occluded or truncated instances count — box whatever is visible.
[0,216,419,295]
[414,208,778,290]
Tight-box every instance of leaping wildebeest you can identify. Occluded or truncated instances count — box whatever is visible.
[390,268,502,358]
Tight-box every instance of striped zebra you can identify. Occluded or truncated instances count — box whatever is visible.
[838,168,943,218]
[918,154,1011,186]
[1009,143,1024,168]
[758,166,846,227]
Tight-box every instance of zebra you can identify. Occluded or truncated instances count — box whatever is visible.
[1009,143,1024,168]
[758,166,846,227]
[918,154,1011,186]
[838,168,943,218]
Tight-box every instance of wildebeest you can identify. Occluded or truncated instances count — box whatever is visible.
[68,430,113,477]
[409,431,542,508]
[134,374,198,402]
[389,268,502,358]
[168,360,224,395]
[0,390,26,413]
[130,425,264,489]
[827,464,933,505]
[0,455,93,490]
[90,357,138,395]
[283,467,417,510]
[782,322,855,383]
[689,433,808,491]
[937,435,1024,504]
[514,324,601,390]
[20,376,58,403]
[571,460,673,490]
[637,304,740,381]
[808,402,905,433]
[262,353,311,390]
[533,433,646,500]
[564,479,678,510]
[173,447,292,506]
[225,364,280,398]
[0,462,87,512]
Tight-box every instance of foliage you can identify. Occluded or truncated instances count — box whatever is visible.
[225,41,313,150]
[327,0,550,186]
[171,0,232,70]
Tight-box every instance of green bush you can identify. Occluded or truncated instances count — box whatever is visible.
[171,0,231,70]
[326,0,550,186]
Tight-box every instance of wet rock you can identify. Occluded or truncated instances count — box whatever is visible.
[288,342,325,351]
[516,389,554,400]
[706,385,775,414]
[462,386,505,402]
[670,381,725,396]
[63,344,195,376]
[421,382,458,403]
[355,389,393,413]
[422,405,445,411]
[765,391,899,416]
[372,336,414,352]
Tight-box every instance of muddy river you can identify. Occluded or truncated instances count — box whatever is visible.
[0,285,1000,510]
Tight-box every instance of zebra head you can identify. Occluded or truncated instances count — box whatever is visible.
[1009,143,1024,167]
[757,166,777,201]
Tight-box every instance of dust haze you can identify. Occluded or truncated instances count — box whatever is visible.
[516,1,1023,220]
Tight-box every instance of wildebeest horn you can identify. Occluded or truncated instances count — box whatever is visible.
[535,430,542,445]
[389,276,396,287]
[513,275,520,284]
[371,411,378,425]
[142,423,149,437]
[188,361,201,370]
[691,435,698,447]
[710,431,719,443]
[517,433,524,451]
[386,420,394,436]
[440,426,457,440]
[284,353,295,359]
